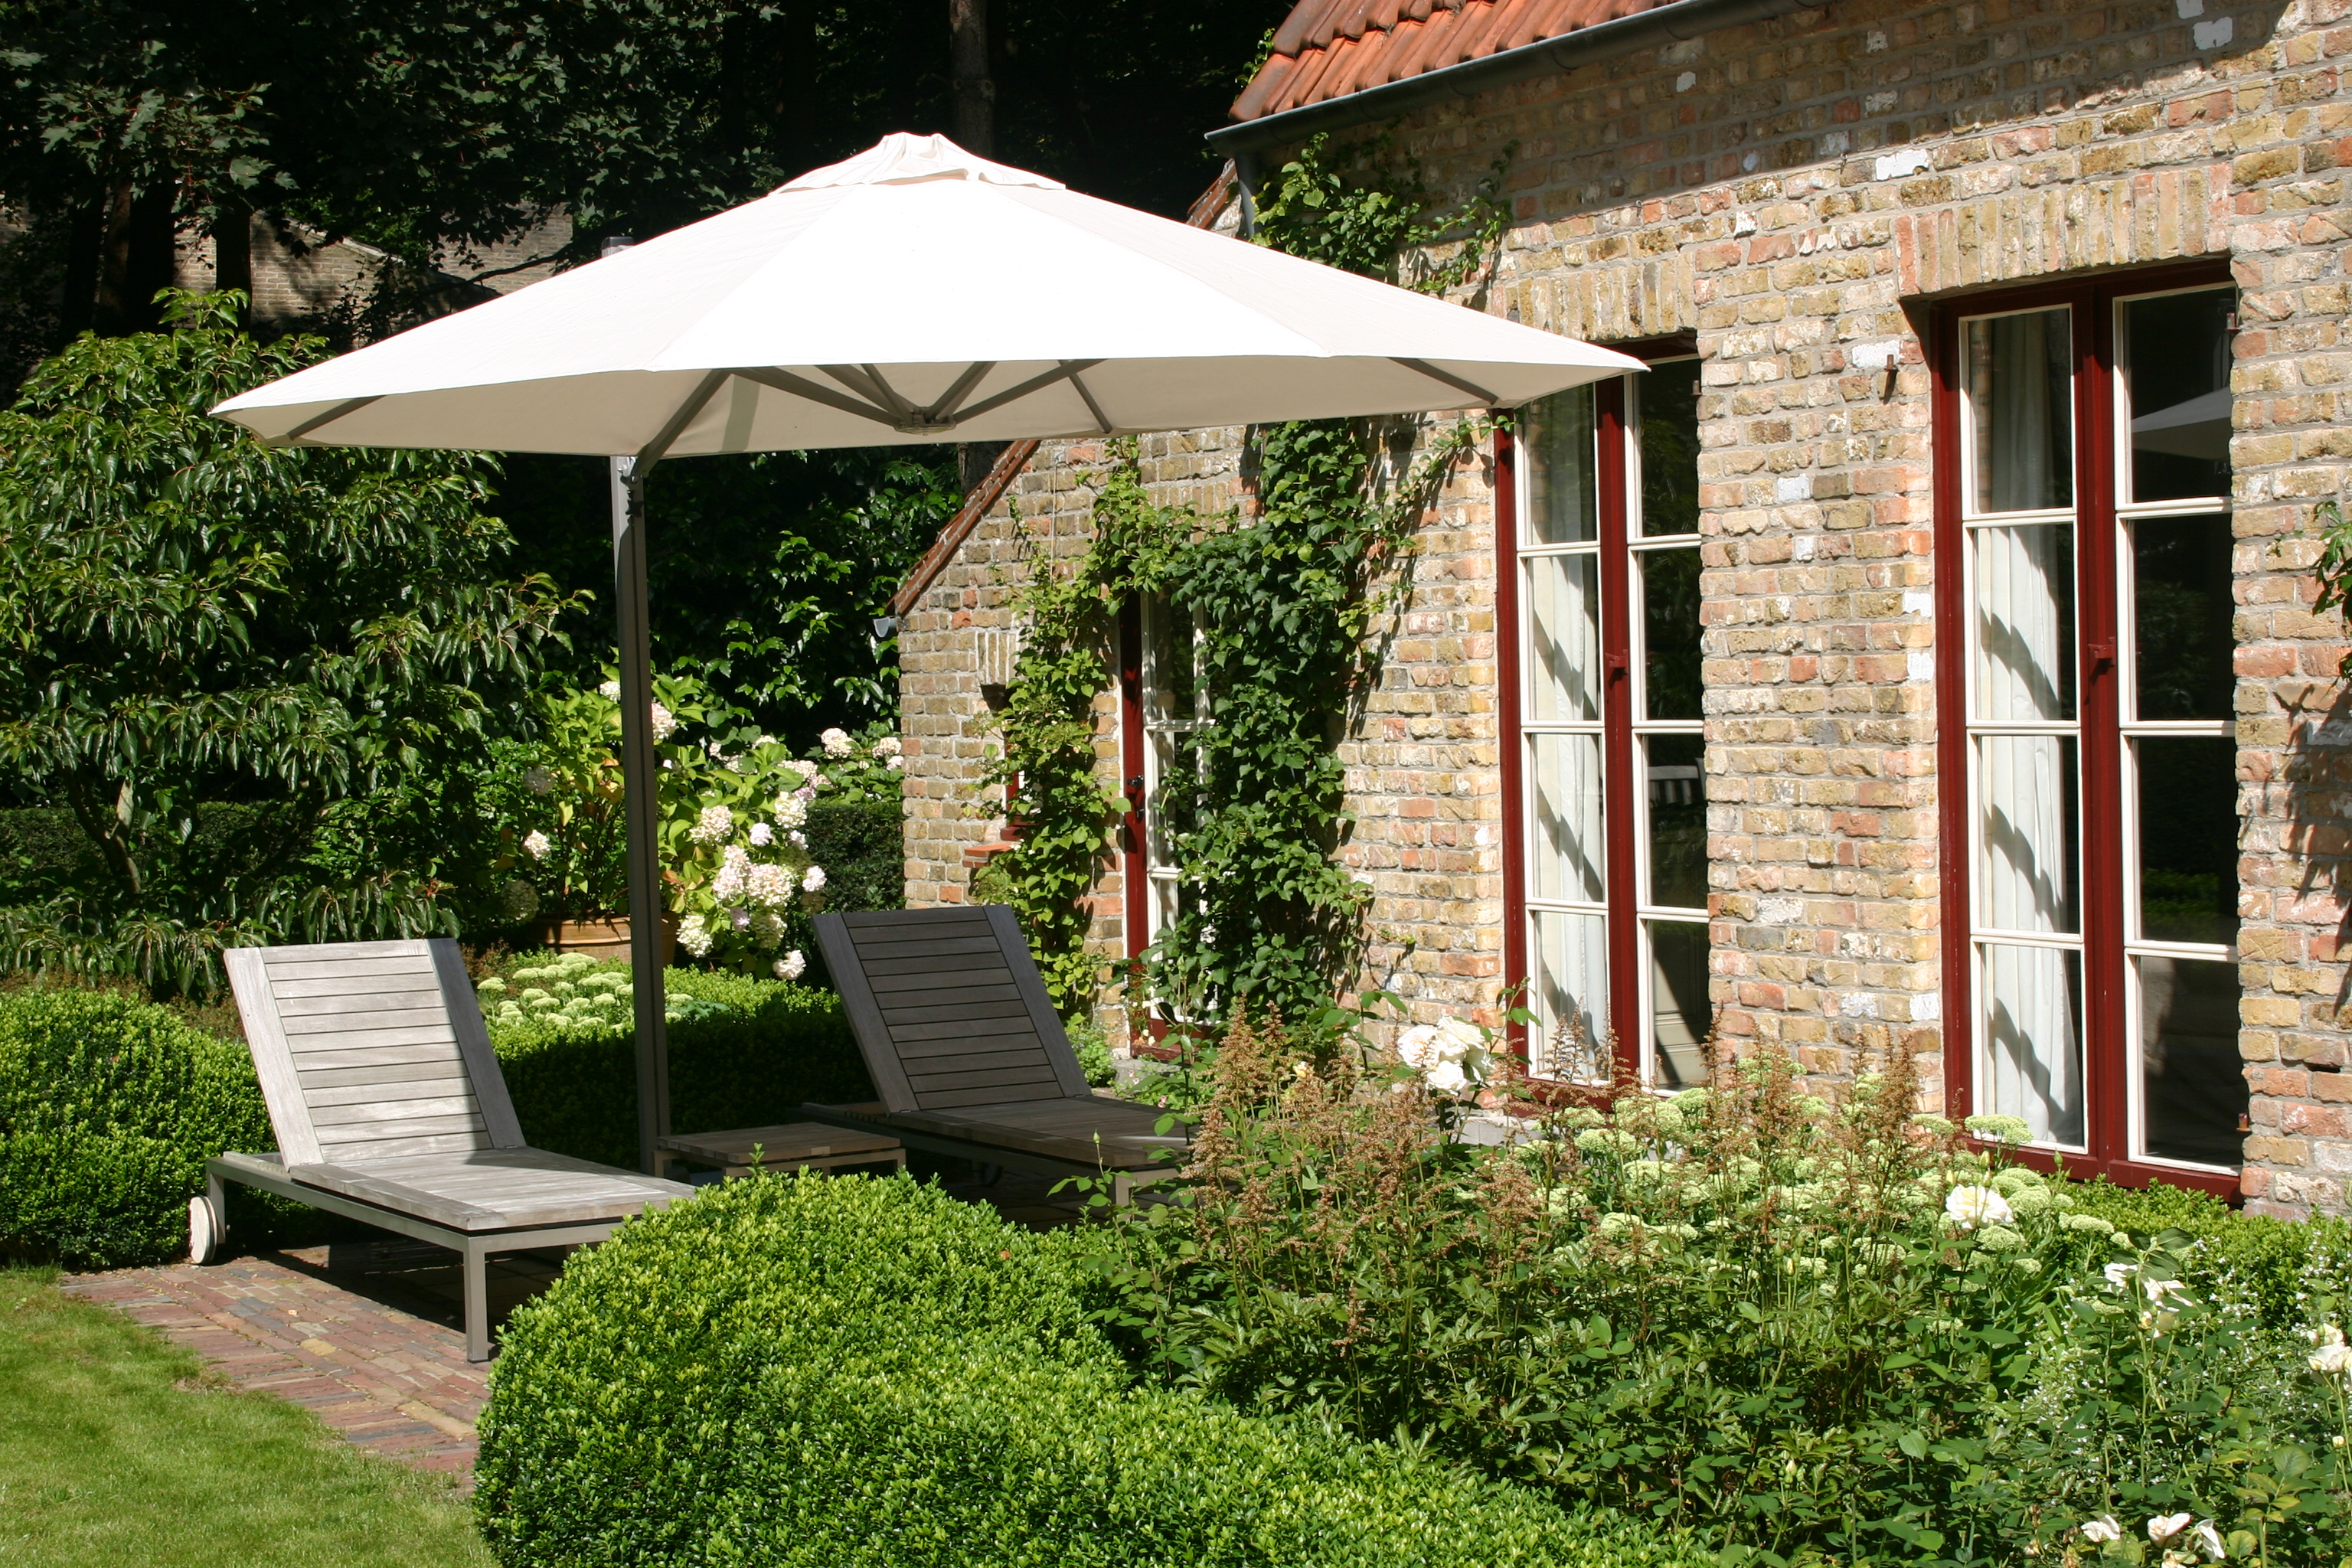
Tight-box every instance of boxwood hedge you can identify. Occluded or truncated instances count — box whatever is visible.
[475,1174,1710,1568]
[0,974,872,1267]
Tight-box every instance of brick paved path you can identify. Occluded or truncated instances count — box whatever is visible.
[60,1168,1083,1483]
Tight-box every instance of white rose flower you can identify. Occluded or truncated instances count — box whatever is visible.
[774,949,807,982]
[597,679,621,700]
[1943,1185,2014,1232]
[2311,1338,2352,1377]
[648,702,678,743]
[2148,1515,2193,1545]
[2193,1521,2226,1560]
[690,802,734,847]
[1434,1016,1484,1064]
[820,727,854,757]
[802,864,827,893]
[749,822,773,847]
[1396,1024,1442,1071]
[2080,1517,2122,1544]
[2105,1262,2141,1293]
[1425,1060,1471,1097]
[522,766,555,795]
[522,829,553,860]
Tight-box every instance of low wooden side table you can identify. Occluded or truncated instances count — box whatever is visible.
[656,1122,906,1181]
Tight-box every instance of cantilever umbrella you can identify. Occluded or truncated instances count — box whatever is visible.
[214,132,1643,1173]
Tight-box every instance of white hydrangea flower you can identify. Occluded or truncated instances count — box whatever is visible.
[802,864,827,893]
[727,906,752,932]
[522,829,553,860]
[771,794,808,830]
[522,766,555,795]
[774,949,806,982]
[872,736,903,757]
[690,803,735,847]
[886,755,903,771]
[820,727,854,757]
[748,822,773,847]
[597,679,621,700]
[1943,1185,2014,1232]
[710,844,752,903]
[788,830,807,848]
[811,770,835,791]
[677,914,714,958]
[648,702,678,743]
[746,861,795,910]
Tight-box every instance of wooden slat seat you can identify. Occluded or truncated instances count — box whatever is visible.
[205,937,696,1360]
[805,907,1190,1200]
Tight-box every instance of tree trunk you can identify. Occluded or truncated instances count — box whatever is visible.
[96,178,178,335]
[949,0,993,155]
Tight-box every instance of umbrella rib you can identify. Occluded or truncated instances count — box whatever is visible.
[1390,358,1501,408]
[269,396,383,447]
[924,361,996,423]
[1067,368,1114,435]
[952,360,1106,425]
[822,364,911,419]
[733,368,903,430]
[635,370,733,469]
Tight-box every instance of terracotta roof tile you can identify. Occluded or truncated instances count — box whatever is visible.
[1232,0,1664,122]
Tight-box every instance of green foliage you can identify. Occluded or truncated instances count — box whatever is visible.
[1076,1022,2352,1567]
[474,1171,1710,1568]
[0,1268,493,1567]
[0,972,870,1263]
[0,987,270,1268]
[0,291,577,993]
[982,137,1511,1030]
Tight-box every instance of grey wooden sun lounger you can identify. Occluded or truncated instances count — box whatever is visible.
[200,937,694,1360]
[804,906,1189,1202]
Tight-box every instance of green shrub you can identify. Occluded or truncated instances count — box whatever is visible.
[2073,1178,2352,1329]
[783,796,903,987]
[0,988,275,1267]
[0,973,872,1265]
[475,1174,1703,1568]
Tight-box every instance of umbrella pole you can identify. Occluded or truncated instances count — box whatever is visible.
[610,455,672,1174]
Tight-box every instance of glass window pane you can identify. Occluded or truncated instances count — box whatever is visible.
[2137,955,2246,1167]
[1637,359,1703,537]
[1973,522,2076,722]
[1525,553,1601,721]
[1528,733,1606,904]
[1522,387,1597,544]
[1977,734,2079,935]
[1146,730,1197,867]
[1965,309,2074,513]
[2122,289,2233,504]
[1641,546,1704,720]
[2135,735,2239,947]
[1529,910,1609,1083]
[1644,733,1707,910]
[1148,871,1181,946]
[2132,514,2235,721]
[1142,597,1197,725]
[1981,942,2086,1147]
[1648,919,1712,1089]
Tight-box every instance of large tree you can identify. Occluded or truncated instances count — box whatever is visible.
[0,289,577,988]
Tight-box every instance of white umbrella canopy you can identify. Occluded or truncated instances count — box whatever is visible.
[213,133,1640,455]
[211,132,1643,1178]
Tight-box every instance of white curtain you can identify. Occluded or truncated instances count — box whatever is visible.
[1530,733,1606,903]
[1974,521,2084,1145]
[1524,388,1597,544]
[1527,554,1600,722]
[1971,310,2071,514]
[1531,910,1609,1081]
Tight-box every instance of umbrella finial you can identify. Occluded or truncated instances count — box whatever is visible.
[779,132,1063,193]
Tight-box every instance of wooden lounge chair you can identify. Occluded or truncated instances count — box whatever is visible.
[804,906,1188,1203]
[199,937,695,1361]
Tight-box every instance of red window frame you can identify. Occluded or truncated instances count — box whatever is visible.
[1498,341,1695,1083]
[1928,260,2240,1197]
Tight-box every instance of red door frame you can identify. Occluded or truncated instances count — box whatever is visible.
[1928,260,2238,1197]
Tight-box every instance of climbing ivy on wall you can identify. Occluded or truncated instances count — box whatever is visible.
[981,134,1513,1028]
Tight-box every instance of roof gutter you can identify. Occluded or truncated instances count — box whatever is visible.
[1206,0,1807,158]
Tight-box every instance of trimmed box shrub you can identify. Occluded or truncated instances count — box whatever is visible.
[0,974,873,1267]
[475,1174,1710,1568]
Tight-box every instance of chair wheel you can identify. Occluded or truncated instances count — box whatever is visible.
[188,1194,222,1265]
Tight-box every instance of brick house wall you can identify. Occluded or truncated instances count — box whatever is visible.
[897,0,2352,1217]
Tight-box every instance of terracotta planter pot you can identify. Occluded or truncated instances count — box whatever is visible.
[535,913,680,963]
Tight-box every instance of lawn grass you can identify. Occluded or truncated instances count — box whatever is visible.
[0,1267,491,1567]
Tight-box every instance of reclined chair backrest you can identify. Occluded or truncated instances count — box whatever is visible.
[224,937,524,1167]
[814,906,1089,1114]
